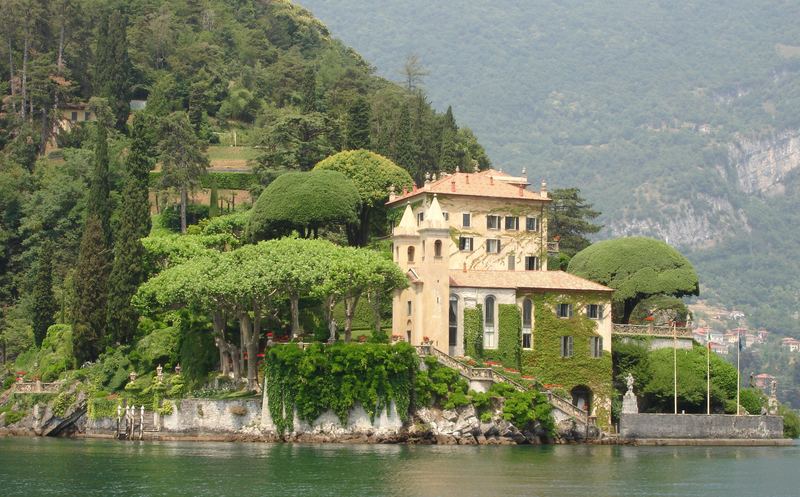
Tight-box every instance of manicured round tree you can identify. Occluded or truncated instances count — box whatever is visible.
[567,237,699,323]
[314,150,414,246]
[248,169,360,241]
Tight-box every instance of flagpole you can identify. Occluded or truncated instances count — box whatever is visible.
[736,331,741,415]
[673,322,677,415]
[707,339,711,415]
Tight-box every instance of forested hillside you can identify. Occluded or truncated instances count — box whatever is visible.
[299,0,800,333]
[0,0,488,360]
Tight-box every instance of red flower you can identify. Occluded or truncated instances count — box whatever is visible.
[266,332,274,337]
[645,316,655,322]
[256,353,265,358]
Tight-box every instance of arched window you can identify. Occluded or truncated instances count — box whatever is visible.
[522,298,532,349]
[484,295,496,349]
[434,240,443,258]
[407,246,415,263]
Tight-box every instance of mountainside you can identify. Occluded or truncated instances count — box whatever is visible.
[299,0,800,333]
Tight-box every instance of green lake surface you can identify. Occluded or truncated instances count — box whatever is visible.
[0,437,797,497]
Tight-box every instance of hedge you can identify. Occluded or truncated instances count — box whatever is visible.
[149,172,257,191]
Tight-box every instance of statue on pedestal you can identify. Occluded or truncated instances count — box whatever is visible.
[622,373,639,414]
[768,379,779,415]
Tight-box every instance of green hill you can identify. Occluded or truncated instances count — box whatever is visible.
[299,0,800,333]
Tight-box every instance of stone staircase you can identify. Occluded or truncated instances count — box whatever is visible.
[414,345,599,432]
[116,408,157,440]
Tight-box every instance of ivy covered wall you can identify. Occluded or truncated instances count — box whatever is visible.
[484,304,521,369]
[463,305,483,358]
[520,292,613,428]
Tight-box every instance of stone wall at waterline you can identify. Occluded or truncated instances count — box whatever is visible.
[620,413,784,440]
[162,399,263,435]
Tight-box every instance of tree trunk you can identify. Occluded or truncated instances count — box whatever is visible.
[212,311,229,375]
[239,311,256,390]
[7,37,15,113]
[290,294,300,338]
[250,304,261,390]
[57,22,65,71]
[370,291,382,336]
[229,343,240,381]
[343,294,360,342]
[324,296,337,343]
[21,29,28,119]
[180,187,188,233]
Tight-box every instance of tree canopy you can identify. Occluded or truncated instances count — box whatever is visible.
[567,237,699,323]
[314,150,413,246]
[248,169,360,240]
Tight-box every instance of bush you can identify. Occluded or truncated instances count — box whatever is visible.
[779,404,800,438]
[52,391,76,417]
[161,204,210,232]
[3,410,25,425]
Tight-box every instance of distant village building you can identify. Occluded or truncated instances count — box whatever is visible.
[129,99,147,111]
[709,342,728,355]
[60,103,95,125]
[752,373,776,391]
[781,337,800,352]
[388,169,614,422]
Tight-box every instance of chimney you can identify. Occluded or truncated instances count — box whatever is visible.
[402,186,408,196]
[451,179,456,192]
[412,184,418,192]
[540,179,548,198]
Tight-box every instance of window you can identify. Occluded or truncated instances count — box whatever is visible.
[525,256,539,271]
[459,236,473,251]
[486,239,501,254]
[442,211,449,221]
[526,217,539,232]
[484,296,496,348]
[417,212,424,225]
[407,246,415,262]
[556,303,573,318]
[507,255,515,270]
[560,336,574,358]
[70,111,78,122]
[434,240,443,258]
[487,215,500,230]
[586,304,604,320]
[504,216,519,230]
[462,213,471,228]
[590,337,603,358]
[407,301,412,316]
[84,112,91,120]
[522,299,532,349]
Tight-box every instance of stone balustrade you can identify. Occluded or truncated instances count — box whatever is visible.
[612,323,693,339]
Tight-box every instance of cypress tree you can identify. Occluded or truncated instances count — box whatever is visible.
[72,102,114,360]
[346,97,371,150]
[439,105,460,173]
[72,215,111,362]
[106,115,156,345]
[94,10,131,131]
[31,242,57,347]
[301,66,317,112]
[394,104,419,181]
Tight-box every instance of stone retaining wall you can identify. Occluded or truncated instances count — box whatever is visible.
[620,413,784,440]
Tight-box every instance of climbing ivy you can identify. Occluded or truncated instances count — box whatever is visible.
[265,343,418,435]
[463,305,483,358]
[520,292,613,429]
[485,304,521,369]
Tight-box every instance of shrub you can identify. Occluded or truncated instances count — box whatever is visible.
[4,410,25,425]
[161,204,210,232]
[779,404,800,439]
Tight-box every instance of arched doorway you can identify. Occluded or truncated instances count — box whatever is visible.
[571,385,592,413]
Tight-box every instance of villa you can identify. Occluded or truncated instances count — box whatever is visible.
[386,169,614,422]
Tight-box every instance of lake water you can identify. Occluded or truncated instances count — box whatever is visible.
[0,437,797,497]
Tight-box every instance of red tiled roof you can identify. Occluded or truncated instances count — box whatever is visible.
[448,270,613,292]
[386,170,548,206]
